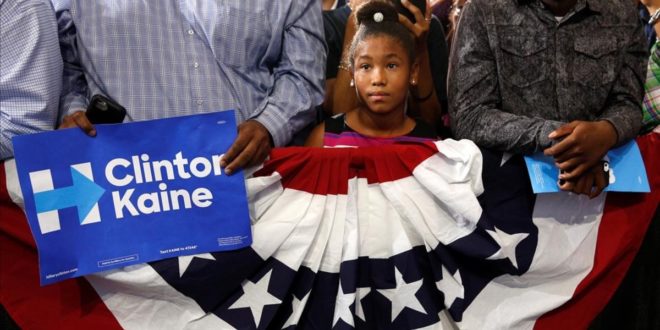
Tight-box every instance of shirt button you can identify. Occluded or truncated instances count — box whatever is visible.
[188,29,194,35]
[193,62,199,68]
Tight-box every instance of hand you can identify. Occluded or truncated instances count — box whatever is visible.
[220,120,273,175]
[59,110,97,136]
[558,162,608,199]
[544,120,617,180]
[398,0,432,50]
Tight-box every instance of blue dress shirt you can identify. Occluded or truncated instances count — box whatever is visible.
[0,0,62,160]
[55,1,326,147]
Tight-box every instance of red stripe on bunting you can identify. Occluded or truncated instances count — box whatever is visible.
[535,133,660,329]
[0,163,121,330]
[254,142,439,194]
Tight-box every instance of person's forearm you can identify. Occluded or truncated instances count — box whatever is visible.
[255,1,326,147]
[56,9,90,122]
[410,47,441,125]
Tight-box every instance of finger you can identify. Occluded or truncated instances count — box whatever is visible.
[544,136,576,157]
[257,141,272,164]
[579,173,595,196]
[221,131,250,169]
[244,142,266,169]
[548,121,578,140]
[225,140,258,175]
[552,146,585,163]
[556,157,581,173]
[590,168,607,199]
[59,116,77,129]
[246,129,273,167]
[59,112,83,128]
[572,175,591,196]
[560,163,590,181]
[398,13,418,35]
[71,112,97,136]
[424,0,433,27]
[558,179,574,192]
[250,143,270,168]
[401,0,425,24]
[410,2,425,24]
[571,177,584,196]
[425,0,431,21]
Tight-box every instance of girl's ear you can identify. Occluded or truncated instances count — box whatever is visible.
[410,59,421,86]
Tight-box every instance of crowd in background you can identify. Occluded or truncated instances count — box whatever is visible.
[0,0,659,328]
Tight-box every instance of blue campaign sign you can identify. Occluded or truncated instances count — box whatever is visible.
[524,140,650,194]
[12,111,251,285]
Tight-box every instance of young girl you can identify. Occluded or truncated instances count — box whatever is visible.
[306,1,437,148]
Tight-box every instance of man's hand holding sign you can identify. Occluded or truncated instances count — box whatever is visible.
[59,97,272,176]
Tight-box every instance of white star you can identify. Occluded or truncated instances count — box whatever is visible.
[228,270,282,328]
[435,267,464,308]
[355,287,371,322]
[333,282,355,327]
[282,291,310,328]
[177,253,215,277]
[500,153,514,167]
[377,267,427,322]
[486,227,529,269]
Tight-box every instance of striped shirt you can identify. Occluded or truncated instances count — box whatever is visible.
[55,1,326,147]
[323,114,437,148]
[0,0,62,160]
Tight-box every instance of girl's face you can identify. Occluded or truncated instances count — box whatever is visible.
[352,35,419,116]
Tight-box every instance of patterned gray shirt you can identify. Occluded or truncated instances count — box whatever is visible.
[448,0,646,153]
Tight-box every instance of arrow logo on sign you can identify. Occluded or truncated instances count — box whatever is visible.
[34,168,106,223]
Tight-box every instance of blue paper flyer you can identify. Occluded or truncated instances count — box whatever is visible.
[524,140,650,194]
[11,111,252,285]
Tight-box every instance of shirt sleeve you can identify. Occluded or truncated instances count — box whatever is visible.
[447,2,562,154]
[597,13,645,145]
[0,0,63,160]
[252,1,327,147]
[55,7,89,119]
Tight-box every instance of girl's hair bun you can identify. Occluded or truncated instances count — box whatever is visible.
[355,1,399,26]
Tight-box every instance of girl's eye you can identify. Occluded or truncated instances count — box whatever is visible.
[360,64,370,70]
[387,63,398,69]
